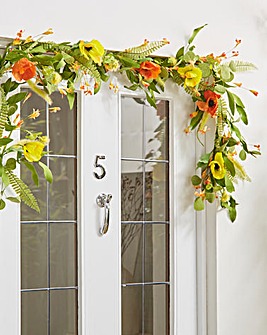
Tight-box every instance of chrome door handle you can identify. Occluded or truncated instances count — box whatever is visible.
[96,193,112,235]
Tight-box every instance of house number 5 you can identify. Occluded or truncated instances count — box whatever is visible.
[93,155,106,180]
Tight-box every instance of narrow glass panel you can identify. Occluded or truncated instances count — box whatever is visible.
[121,160,144,222]
[50,289,78,335]
[20,157,48,221]
[145,162,169,221]
[21,223,48,289]
[145,224,169,283]
[50,223,77,287]
[49,157,77,221]
[121,97,143,159]
[121,224,143,284]
[122,285,142,335]
[21,291,48,335]
[144,284,169,335]
[49,92,77,155]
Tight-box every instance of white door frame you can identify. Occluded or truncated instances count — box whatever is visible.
[0,71,217,335]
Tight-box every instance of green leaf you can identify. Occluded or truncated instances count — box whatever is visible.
[145,92,156,109]
[220,64,232,81]
[2,78,19,94]
[7,104,18,116]
[118,56,140,68]
[194,197,205,211]
[6,196,21,203]
[197,63,211,77]
[188,24,208,45]
[229,207,237,222]
[22,160,39,186]
[183,51,197,63]
[225,175,235,193]
[206,192,215,203]
[214,84,226,94]
[236,105,248,125]
[7,92,28,105]
[176,46,184,59]
[232,93,245,108]
[224,157,235,177]
[38,161,53,183]
[125,84,139,91]
[0,138,13,146]
[0,199,6,210]
[226,90,235,115]
[239,149,247,161]
[190,111,203,130]
[191,175,202,186]
[67,92,75,110]
[5,158,16,170]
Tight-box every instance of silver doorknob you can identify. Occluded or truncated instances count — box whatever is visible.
[96,193,112,235]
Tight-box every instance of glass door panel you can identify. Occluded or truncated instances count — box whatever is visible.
[121,96,170,335]
[20,90,78,335]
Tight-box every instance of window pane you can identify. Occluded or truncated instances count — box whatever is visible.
[49,93,77,156]
[121,97,143,159]
[144,100,169,161]
[122,224,143,284]
[144,284,169,335]
[50,289,78,335]
[21,291,48,335]
[122,285,142,335]
[145,224,169,283]
[50,223,77,287]
[21,223,48,289]
[49,157,77,221]
[145,162,169,222]
[121,160,144,222]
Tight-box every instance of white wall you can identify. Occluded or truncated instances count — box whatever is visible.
[1,1,267,334]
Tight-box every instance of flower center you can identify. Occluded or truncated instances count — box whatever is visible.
[214,162,220,170]
[84,46,93,52]
[208,99,215,107]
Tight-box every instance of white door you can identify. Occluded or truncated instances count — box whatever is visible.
[0,81,199,335]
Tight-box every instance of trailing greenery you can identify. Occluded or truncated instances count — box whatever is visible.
[0,25,260,222]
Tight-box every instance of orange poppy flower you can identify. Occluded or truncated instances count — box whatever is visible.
[139,61,161,80]
[196,90,221,117]
[12,58,36,82]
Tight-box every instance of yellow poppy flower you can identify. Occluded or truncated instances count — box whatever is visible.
[209,152,226,179]
[23,141,45,162]
[79,39,105,65]
[177,65,202,87]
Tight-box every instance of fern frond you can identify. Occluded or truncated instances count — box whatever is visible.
[218,97,228,119]
[121,40,169,60]
[0,87,8,138]
[231,158,251,182]
[5,168,40,212]
[72,54,101,84]
[228,60,257,72]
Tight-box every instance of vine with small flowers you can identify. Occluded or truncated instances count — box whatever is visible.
[0,24,260,221]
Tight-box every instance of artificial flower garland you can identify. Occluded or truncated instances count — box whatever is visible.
[0,25,260,221]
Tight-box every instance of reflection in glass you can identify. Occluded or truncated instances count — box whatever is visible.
[145,162,169,222]
[50,223,77,287]
[121,224,143,284]
[21,89,46,134]
[49,157,77,221]
[121,160,144,222]
[121,97,143,159]
[145,224,169,283]
[144,284,169,335]
[144,100,169,161]
[49,92,77,156]
[50,289,78,335]
[20,157,48,222]
[21,223,48,289]
[21,291,48,335]
[122,285,142,335]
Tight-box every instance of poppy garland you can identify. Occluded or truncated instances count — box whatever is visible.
[0,25,260,221]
